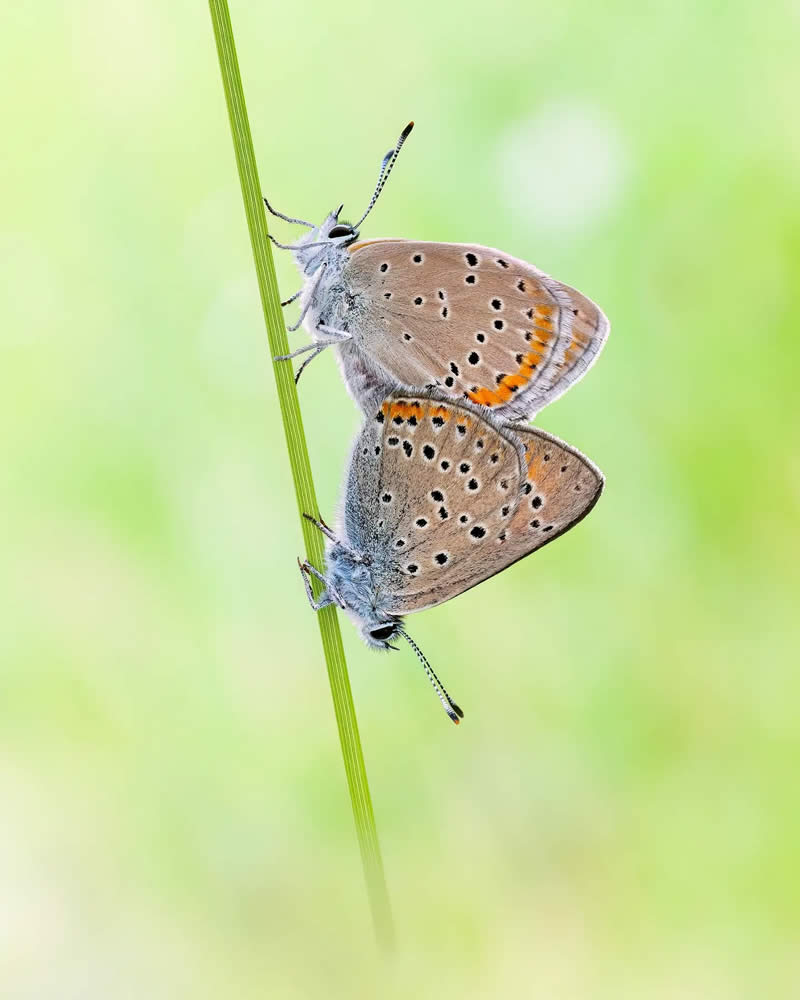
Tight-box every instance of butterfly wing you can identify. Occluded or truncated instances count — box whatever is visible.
[345,240,608,419]
[340,394,528,614]
[369,420,604,616]
[497,422,604,569]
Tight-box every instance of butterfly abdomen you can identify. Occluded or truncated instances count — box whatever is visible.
[333,340,404,414]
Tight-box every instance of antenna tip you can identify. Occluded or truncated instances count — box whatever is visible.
[449,703,465,723]
[402,121,415,138]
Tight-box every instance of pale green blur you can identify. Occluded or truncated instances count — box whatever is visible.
[2,1,799,997]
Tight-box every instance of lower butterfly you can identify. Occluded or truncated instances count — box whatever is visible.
[267,123,609,421]
[298,392,603,723]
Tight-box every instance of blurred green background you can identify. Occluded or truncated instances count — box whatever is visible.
[2,1,799,996]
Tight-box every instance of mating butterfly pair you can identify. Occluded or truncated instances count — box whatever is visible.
[267,124,608,723]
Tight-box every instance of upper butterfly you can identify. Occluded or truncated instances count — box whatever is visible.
[266,122,610,421]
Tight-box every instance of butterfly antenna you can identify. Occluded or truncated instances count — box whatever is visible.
[396,626,464,725]
[353,121,414,230]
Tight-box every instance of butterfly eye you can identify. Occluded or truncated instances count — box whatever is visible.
[328,224,354,239]
[369,624,395,642]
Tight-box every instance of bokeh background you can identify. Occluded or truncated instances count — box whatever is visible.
[2,1,799,996]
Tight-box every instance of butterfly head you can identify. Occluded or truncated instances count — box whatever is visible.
[289,205,358,275]
[285,123,414,276]
[325,539,463,723]
[320,205,360,245]
[362,619,403,650]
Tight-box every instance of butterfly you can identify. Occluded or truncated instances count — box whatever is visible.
[266,123,609,421]
[299,391,603,723]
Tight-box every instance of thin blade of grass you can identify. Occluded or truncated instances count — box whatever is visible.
[208,0,393,949]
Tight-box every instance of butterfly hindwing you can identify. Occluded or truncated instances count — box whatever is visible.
[383,422,604,615]
[498,423,604,566]
[344,241,609,419]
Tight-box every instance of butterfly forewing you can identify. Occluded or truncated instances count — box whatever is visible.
[345,241,608,419]
[342,394,528,611]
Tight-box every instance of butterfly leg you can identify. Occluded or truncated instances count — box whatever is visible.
[286,264,326,332]
[274,326,352,383]
[275,341,319,362]
[298,559,334,610]
[292,345,325,384]
[274,335,343,362]
[298,558,345,610]
[302,512,366,565]
[286,309,309,332]
[302,512,341,547]
[262,196,313,228]
[317,324,352,343]
[268,234,330,252]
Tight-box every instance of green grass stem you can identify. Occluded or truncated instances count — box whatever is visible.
[208,0,393,949]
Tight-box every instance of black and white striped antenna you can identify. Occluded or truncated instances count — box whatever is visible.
[353,121,414,230]
[396,625,464,725]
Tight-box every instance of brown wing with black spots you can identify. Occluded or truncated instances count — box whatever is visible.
[345,241,608,418]
[383,422,603,615]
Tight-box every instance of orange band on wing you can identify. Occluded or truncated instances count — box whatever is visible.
[467,348,545,408]
[348,239,399,254]
[468,387,501,407]
[387,400,424,422]
[383,399,462,425]
[562,328,592,368]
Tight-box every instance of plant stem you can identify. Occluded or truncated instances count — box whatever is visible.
[208,0,393,949]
